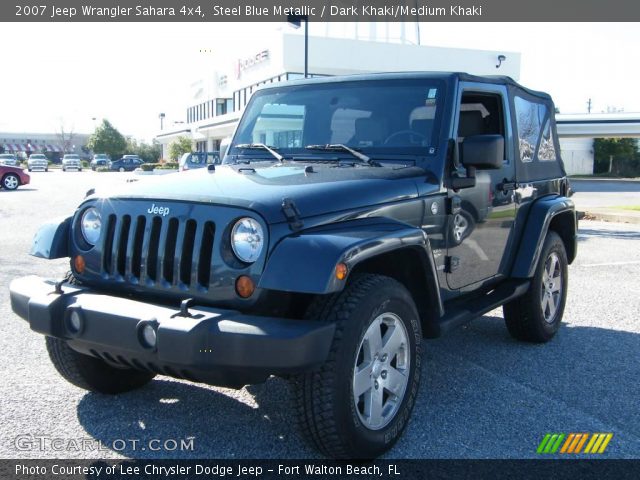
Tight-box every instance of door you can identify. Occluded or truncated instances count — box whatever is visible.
[446,85,517,290]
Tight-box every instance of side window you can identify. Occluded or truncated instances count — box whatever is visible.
[514,96,556,162]
[457,91,506,165]
[538,119,557,161]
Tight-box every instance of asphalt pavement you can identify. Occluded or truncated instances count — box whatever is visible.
[1,170,639,459]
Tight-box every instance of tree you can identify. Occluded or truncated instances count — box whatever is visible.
[126,138,162,163]
[168,136,193,161]
[57,120,75,154]
[87,120,127,159]
[593,138,639,176]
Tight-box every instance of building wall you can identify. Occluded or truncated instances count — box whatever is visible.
[559,137,594,175]
[0,131,91,160]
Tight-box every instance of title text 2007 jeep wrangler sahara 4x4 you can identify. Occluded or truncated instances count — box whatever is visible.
[10,73,576,458]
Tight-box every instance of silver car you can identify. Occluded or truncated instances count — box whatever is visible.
[27,154,49,172]
[62,154,82,172]
[0,153,18,166]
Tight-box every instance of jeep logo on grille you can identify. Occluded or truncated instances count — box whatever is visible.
[147,203,170,217]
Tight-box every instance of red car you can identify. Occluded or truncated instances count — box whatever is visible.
[1,165,30,190]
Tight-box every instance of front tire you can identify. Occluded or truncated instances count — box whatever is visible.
[46,337,156,394]
[2,173,20,190]
[504,231,568,342]
[292,274,422,459]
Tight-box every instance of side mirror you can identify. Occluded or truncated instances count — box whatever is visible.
[462,134,504,170]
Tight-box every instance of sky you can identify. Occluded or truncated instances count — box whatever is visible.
[1,22,639,142]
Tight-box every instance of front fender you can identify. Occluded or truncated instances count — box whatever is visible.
[259,218,435,294]
[30,216,72,259]
[511,196,576,278]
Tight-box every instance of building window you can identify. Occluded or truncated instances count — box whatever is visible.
[216,99,228,116]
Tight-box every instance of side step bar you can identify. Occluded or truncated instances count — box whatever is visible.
[425,279,531,338]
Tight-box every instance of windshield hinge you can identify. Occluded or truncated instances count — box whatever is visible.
[282,197,304,231]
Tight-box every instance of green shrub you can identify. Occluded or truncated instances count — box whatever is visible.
[158,162,178,170]
[141,163,158,172]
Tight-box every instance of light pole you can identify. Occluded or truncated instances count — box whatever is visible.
[159,113,166,130]
[287,14,309,78]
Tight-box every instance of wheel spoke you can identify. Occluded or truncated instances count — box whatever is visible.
[381,325,404,359]
[383,367,407,397]
[364,319,383,359]
[353,365,373,398]
[541,294,550,317]
[550,281,562,293]
[365,383,384,426]
[547,296,558,320]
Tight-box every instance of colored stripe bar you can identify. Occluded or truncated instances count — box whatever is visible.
[544,434,559,453]
[550,434,565,453]
[591,433,606,453]
[537,434,552,454]
[560,434,576,454]
[598,433,613,453]
[584,434,598,453]
[574,433,589,453]
[567,434,583,453]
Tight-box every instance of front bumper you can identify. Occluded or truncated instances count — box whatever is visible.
[10,276,335,388]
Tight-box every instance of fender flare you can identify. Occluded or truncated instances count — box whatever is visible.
[259,218,443,313]
[30,216,72,259]
[511,196,577,278]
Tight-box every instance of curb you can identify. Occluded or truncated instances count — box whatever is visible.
[580,210,640,225]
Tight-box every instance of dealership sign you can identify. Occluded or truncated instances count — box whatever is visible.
[235,50,269,79]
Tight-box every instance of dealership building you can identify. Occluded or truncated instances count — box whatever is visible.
[157,29,635,175]
[156,31,521,155]
[0,131,90,160]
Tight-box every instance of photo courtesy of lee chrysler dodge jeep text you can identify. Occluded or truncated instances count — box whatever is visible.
[10,72,576,459]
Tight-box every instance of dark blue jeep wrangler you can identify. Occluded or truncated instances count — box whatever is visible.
[10,72,576,458]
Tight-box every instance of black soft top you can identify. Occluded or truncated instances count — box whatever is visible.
[278,71,553,102]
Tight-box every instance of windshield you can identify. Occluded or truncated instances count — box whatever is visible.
[0,154,16,159]
[64,155,79,159]
[94,154,107,159]
[30,155,46,159]
[228,79,444,160]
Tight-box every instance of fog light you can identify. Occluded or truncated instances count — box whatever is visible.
[74,255,85,274]
[68,310,82,334]
[235,275,255,298]
[141,324,157,349]
[335,262,348,281]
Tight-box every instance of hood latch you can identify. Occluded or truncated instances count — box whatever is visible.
[282,197,304,231]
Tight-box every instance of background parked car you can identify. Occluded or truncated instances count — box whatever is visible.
[178,151,220,171]
[0,165,30,190]
[109,155,143,172]
[27,154,48,172]
[61,154,82,172]
[0,153,18,166]
[90,153,110,171]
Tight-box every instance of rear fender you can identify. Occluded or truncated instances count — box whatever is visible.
[511,196,577,278]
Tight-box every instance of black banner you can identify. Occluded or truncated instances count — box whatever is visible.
[3,0,640,22]
[2,460,640,480]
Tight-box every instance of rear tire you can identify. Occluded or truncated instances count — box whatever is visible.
[46,337,156,394]
[292,274,422,459]
[504,231,568,342]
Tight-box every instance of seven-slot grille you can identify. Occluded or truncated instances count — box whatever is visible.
[102,214,215,289]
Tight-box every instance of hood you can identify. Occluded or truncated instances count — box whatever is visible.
[90,163,437,224]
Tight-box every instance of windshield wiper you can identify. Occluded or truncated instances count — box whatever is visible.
[305,144,371,164]
[235,143,284,163]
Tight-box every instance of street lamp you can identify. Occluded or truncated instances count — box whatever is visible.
[287,14,309,78]
[159,113,166,130]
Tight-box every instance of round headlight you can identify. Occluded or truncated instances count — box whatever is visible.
[81,207,102,246]
[231,217,264,263]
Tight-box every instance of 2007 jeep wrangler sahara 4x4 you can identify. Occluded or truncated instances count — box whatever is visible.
[10,72,576,458]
